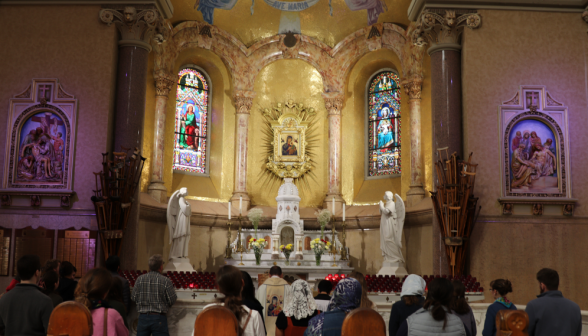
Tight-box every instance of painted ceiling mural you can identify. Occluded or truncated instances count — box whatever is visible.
[171,0,411,47]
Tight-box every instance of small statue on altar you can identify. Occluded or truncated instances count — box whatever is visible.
[379,191,406,263]
[167,188,192,258]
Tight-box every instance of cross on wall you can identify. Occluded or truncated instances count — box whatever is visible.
[31,113,64,135]
[38,84,52,102]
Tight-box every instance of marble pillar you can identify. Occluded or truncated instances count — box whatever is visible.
[413,9,481,275]
[148,70,175,203]
[322,92,345,212]
[99,6,160,270]
[402,76,425,208]
[232,90,256,212]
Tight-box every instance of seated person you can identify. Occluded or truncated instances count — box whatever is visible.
[0,255,54,335]
[314,280,333,312]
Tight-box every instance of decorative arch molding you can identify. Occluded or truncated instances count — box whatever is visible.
[154,21,425,93]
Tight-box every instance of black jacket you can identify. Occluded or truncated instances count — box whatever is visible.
[389,296,425,336]
[0,284,54,336]
[526,290,581,336]
[57,277,78,302]
[242,297,266,333]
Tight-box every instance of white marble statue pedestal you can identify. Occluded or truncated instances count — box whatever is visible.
[163,257,195,273]
[377,261,408,277]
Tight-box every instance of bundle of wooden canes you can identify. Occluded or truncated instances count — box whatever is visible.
[91,146,145,260]
[430,148,481,276]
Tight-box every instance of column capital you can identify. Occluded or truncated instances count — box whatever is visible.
[401,75,423,100]
[412,9,481,54]
[154,69,175,97]
[233,90,256,114]
[322,92,345,116]
[99,6,164,52]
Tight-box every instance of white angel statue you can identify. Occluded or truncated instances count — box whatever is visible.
[167,188,192,258]
[379,191,406,263]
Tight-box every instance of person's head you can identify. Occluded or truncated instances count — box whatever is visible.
[283,280,316,319]
[349,271,373,308]
[148,254,164,272]
[545,138,552,145]
[535,143,543,151]
[516,131,521,137]
[108,277,124,303]
[423,278,454,329]
[217,265,245,332]
[241,271,256,301]
[105,255,121,273]
[451,280,470,315]
[524,132,530,139]
[384,191,394,201]
[43,259,60,274]
[59,261,75,279]
[17,255,41,282]
[537,268,559,293]
[518,143,526,150]
[42,270,60,294]
[57,132,62,138]
[489,279,513,299]
[327,278,362,312]
[531,131,537,138]
[401,274,426,306]
[287,136,292,144]
[318,280,333,295]
[187,104,194,114]
[269,266,283,277]
[75,268,113,310]
[272,297,278,305]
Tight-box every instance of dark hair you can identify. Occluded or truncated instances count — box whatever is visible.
[105,255,121,273]
[60,261,75,278]
[241,271,256,301]
[75,268,113,310]
[108,276,124,303]
[43,259,60,274]
[451,280,470,315]
[17,255,41,281]
[349,271,374,309]
[42,270,59,294]
[537,268,559,291]
[423,278,454,329]
[490,279,513,296]
[402,295,421,306]
[269,266,282,276]
[217,265,245,336]
[318,280,333,294]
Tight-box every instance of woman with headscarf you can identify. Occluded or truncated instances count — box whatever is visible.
[303,278,362,336]
[276,280,319,336]
[388,274,426,336]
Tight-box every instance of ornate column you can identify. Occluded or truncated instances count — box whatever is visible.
[402,75,425,207]
[413,9,481,275]
[232,90,256,212]
[148,70,175,203]
[322,92,345,212]
[99,6,162,269]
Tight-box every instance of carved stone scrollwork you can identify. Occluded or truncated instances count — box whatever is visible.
[99,6,161,51]
[0,195,11,207]
[532,203,543,216]
[30,195,41,207]
[563,204,574,216]
[412,9,481,52]
[323,96,344,115]
[234,91,255,114]
[60,196,71,208]
[502,203,513,215]
[154,70,175,97]
[401,75,423,100]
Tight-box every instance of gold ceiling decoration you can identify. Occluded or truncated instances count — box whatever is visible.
[258,100,319,190]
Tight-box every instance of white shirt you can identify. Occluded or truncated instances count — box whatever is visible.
[201,303,265,336]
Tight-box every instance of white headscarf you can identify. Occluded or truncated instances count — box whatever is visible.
[400,274,426,297]
[283,280,317,320]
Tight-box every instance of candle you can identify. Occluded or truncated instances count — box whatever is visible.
[228,202,231,220]
[332,197,335,215]
[343,203,345,221]
[239,196,243,215]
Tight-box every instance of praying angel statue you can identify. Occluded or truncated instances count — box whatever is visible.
[379,191,406,264]
[167,188,192,258]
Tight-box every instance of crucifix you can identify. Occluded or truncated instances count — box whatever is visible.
[191,293,197,299]
[37,85,52,102]
[31,112,64,135]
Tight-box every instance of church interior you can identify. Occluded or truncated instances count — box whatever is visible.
[1,0,588,334]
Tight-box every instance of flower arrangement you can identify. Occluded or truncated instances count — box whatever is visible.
[280,244,294,265]
[249,237,267,265]
[247,208,264,237]
[310,238,331,266]
[315,209,332,238]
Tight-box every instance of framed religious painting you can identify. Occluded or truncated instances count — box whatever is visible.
[498,85,575,215]
[1,79,77,208]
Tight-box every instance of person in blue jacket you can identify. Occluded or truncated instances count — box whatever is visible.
[482,279,517,336]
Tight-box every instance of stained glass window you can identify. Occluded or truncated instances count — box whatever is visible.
[367,71,401,177]
[173,68,209,174]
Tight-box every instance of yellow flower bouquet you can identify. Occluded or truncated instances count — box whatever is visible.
[280,243,294,265]
[249,237,267,265]
[310,238,331,266]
